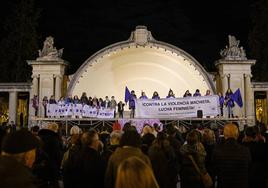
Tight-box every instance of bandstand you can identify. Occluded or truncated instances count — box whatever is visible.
[1,26,268,129]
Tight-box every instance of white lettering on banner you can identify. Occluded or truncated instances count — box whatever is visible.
[135,95,220,118]
[47,104,114,118]
[97,108,115,119]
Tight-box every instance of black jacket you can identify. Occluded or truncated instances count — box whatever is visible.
[212,138,251,188]
[0,156,37,188]
[63,146,105,188]
[37,129,63,182]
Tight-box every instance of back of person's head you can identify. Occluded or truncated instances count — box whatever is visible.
[122,122,132,132]
[70,126,82,135]
[245,126,257,138]
[202,128,216,144]
[101,125,109,132]
[46,122,59,133]
[81,129,98,147]
[166,124,177,136]
[30,125,39,134]
[153,132,169,149]
[113,122,121,131]
[153,123,160,131]
[120,130,141,148]
[186,130,199,145]
[115,156,159,188]
[1,129,40,168]
[141,133,155,149]
[223,123,239,140]
[110,130,123,145]
[142,125,153,135]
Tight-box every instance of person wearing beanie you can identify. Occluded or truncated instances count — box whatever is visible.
[0,129,40,188]
[1,129,40,167]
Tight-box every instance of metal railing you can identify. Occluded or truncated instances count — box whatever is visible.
[29,116,248,136]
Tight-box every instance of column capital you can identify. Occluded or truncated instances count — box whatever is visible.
[54,74,63,79]
[220,74,229,79]
[9,91,17,94]
[244,74,252,78]
[32,74,39,79]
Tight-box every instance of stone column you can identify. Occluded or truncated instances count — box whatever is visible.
[32,74,39,96]
[8,91,18,124]
[221,74,228,94]
[55,75,62,100]
[244,74,254,124]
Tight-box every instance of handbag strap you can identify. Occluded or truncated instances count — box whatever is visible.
[188,155,202,175]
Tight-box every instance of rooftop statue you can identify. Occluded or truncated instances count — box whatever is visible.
[37,36,63,60]
[220,35,247,60]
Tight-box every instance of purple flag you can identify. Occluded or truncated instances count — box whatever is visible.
[231,88,243,108]
[125,86,131,103]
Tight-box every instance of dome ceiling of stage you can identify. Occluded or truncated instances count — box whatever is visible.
[68,26,215,101]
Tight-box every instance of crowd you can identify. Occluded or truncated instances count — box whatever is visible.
[0,120,268,188]
[32,88,238,119]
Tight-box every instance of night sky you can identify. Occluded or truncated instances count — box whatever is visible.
[0,0,255,74]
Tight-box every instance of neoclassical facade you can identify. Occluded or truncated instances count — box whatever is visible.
[1,26,267,126]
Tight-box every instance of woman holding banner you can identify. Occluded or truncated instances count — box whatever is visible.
[139,91,148,99]
[58,96,65,117]
[166,89,175,98]
[152,91,160,99]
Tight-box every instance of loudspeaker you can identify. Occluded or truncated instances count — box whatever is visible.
[197,110,203,118]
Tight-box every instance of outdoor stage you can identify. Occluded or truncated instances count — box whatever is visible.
[30,116,248,135]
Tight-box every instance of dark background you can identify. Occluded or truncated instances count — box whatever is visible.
[0,0,263,80]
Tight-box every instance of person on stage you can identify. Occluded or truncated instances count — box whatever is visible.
[110,96,117,118]
[99,98,105,108]
[92,97,99,108]
[49,95,57,104]
[224,89,235,118]
[88,96,93,106]
[193,89,201,97]
[73,95,81,118]
[65,95,73,105]
[73,95,80,104]
[129,90,137,118]
[218,92,224,116]
[183,90,192,97]
[31,95,39,116]
[103,96,111,109]
[117,101,125,118]
[65,95,74,117]
[58,96,65,117]
[139,91,148,99]
[80,92,89,105]
[166,89,175,98]
[48,95,58,118]
[205,89,211,96]
[152,91,160,99]
[42,96,49,117]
